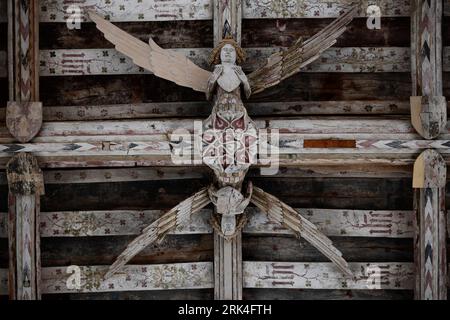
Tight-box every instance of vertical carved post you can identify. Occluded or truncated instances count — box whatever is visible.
[7,153,44,300]
[413,150,447,300]
[6,0,42,143]
[410,0,446,139]
[213,0,243,300]
[410,0,447,300]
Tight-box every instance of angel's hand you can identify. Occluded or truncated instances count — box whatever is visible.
[234,66,252,98]
[212,65,224,80]
[233,66,246,81]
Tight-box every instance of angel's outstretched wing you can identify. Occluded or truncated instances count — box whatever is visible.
[251,186,353,277]
[104,188,211,279]
[88,11,211,92]
[248,6,358,95]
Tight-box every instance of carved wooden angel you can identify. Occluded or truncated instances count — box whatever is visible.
[88,7,358,280]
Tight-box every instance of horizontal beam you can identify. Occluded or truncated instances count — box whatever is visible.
[0,208,425,239]
[4,1,450,24]
[1,118,450,167]
[0,101,414,122]
[0,164,418,186]
[39,47,412,76]
[0,261,425,295]
[0,118,447,142]
[244,0,411,19]
[40,0,213,22]
[17,0,411,23]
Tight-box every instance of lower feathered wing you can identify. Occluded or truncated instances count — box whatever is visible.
[251,186,353,277]
[88,11,211,92]
[247,6,358,95]
[104,188,211,279]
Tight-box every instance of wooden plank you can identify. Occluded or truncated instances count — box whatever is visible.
[0,164,416,187]
[39,47,412,76]
[39,20,213,50]
[4,137,450,157]
[37,73,412,105]
[41,167,207,184]
[0,100,415,123]
[243,289,414,300]
[242,17,412,48]
[1,118,448,143]
[47,289,214,300]
[1,208,438,239]
[244,262,414,290]
[36,0,417,22]
[243,0,410,18]
[0,262,427,294]
[40,0,213,22]
[40,234,213,266]
[42,263,213,293]
[39,48,209,76]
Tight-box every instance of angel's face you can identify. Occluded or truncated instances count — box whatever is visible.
[220,44,237,64]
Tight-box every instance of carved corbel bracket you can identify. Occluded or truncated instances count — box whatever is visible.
[6,102,43,143]
[413,149,446,188]
[410,96,447,140]
[7,152,45,196]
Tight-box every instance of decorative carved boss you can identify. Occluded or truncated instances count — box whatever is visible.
[88,7,358,280]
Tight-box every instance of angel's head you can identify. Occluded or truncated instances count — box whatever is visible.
[209,37,246,65]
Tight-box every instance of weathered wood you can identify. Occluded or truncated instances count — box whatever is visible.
[411,0,447,139]
[35,0,413,23]
[243,0,410,18]
[104,188,211,279]
[44,289,214,300]
[242,17,412,48]
[0,263,419,295]
[43,263,214,294]
[243,236,414,263]
[410,96,447,140]
[0,262,426,295]
[39,47,411,76]
[6,153,44,300]
[41,234,214,267]
[0,100,413,123]
[211,0,244,301]
[88,11,211,93]
[37,73,412,106]
[411,0,448,301]
[39,20,214,50]
[0,208,423,239]
[40,0,212,22]
[7,0,42,143]
[243,289,414,300]
[413,150,447,300]
[244,262,414,290]
[0,50,5,78]
[214,233,242,299]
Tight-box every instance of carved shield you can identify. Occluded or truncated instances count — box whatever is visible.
[6,101,43,143]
